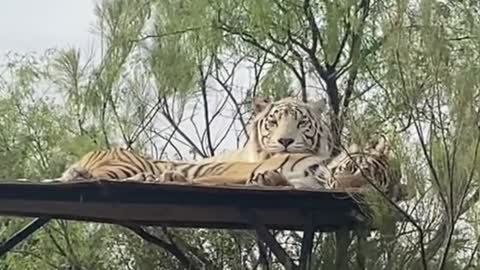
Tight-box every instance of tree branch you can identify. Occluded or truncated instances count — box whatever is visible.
[131,26,204,42]
[160,96,206,158]
[199,57,215,156]
[217,23,305,89]
[122,224,201,270]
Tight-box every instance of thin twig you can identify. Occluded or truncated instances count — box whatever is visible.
[199,58,215,156]
[131,26,204,42]
[161,96,206,158]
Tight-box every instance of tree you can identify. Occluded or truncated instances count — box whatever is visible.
[1,0,479,269]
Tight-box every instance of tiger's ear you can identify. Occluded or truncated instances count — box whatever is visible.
[375,135,390,155]
[310,98,328,113]
[253,97,271,114]
[366,135,390,156]
[337,142,360,157]
[346,142,360,153]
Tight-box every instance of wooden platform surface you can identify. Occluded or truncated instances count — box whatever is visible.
[0,180,366,231]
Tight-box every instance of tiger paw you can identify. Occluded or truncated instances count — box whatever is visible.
[123,172,161,183]
[55,166,93,182]
[248,170,292,187]
[159,171,188,183]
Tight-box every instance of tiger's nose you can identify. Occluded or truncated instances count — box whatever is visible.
[278,138,294,147]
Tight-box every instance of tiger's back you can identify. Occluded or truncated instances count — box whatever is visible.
[58,148,175,182]
[178,153,332,187]
[57,147,332,187]
[56,138,403,200]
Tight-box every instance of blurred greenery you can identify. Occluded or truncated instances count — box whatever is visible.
[0,0,479,269]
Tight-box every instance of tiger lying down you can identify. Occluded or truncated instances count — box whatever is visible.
[54,136,405,200]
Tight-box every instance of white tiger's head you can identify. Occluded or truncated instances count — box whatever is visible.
[250,96,332,157]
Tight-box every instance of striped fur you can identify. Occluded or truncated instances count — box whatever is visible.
[199,97,333,163]
[57,148,186,182]
[326,136,404,200]
[56,148,334,188]
[188,153,334,188]
[254,97,332,157]
[56,136,400,197]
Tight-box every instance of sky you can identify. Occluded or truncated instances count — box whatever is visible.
[0,0,247,158]
[0,0,98,54]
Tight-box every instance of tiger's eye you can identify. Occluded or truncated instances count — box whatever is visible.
[298,120,308,127]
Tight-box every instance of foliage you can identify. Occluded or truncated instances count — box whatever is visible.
[0,0,479,269]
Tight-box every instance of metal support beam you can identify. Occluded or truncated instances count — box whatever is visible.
[255,237,270,269]
[0,218,50,257]
[355,226,369,270]
[299,212,315,270]
[334,227,352,270]
[242,209,299,270]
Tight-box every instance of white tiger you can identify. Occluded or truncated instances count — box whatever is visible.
[197,96,333,163]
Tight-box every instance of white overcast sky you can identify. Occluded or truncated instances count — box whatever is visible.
[0,0,98,54]
[0,0,248,156]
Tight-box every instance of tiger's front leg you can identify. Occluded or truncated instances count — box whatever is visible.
[122,172,162,183]
[54,165,94,182]
[123,171,188,184]
[157,170,189,183]
[247,170,293,187]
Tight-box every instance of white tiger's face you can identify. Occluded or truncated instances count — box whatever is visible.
[252,97,332,157]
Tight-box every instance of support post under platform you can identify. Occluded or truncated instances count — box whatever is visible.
[0,218,50,257]
[299,212,315,270]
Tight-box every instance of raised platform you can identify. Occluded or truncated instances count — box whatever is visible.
[0,180,365,231]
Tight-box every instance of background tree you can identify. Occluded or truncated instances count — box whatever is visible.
[1,0,479,269]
